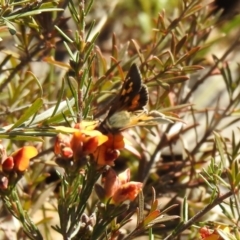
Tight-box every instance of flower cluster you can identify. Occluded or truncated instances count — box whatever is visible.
[54,124,125,167]
[54,125,108,167]
[54,122,143,205]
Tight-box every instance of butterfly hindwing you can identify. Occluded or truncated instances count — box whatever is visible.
[127,84,149,111]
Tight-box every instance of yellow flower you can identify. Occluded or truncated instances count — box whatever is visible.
[2,146,38,173]
[93,133,125,166]
[71,130,106,158]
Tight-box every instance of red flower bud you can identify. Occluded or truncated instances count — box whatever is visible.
[2,156,14,172]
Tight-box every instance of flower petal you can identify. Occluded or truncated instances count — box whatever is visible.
[105,133,125,150]
[112,182,143,204]
[93,146,120,166]
[81,130,108,145]
[12,146,38,172]
[118,168,130,184]
[2,156,14,172]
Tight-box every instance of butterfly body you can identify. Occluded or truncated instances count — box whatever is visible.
[104,111,131,132]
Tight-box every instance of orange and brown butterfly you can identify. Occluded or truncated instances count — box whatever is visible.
[98,63,172,133]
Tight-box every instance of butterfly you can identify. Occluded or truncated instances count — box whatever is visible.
[98,64,172,133]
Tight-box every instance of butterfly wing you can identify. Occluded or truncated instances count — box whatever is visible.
[108,64,149,116]
[127,84,148,112]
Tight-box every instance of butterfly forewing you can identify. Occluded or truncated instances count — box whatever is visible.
[108,64,148,115]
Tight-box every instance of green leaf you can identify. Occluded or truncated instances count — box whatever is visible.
[148,228,154,240]
[199,173,214,190]
[183,4,203,19]
[214,132,227,168]
[39,1,59,8]
[33,99,75,125]
[26,71,43,97]
[146,215,179,226]
[0,134,44,142]
[182,65,204,72]
[2,17,16,35]
[6,8,63,20]
[55,25,73,43]
[64,41,75,61]
[161,75,189,84]
[175,35,188,55]
[182,196,188,222]
[51,79,65,118]
[9,98,43,130]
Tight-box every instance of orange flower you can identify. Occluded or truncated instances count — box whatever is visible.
[54,133,72,156]
[112,181,143,204]
[2,146,38,172]
[54,127,108,165]
[104,133,125,150]
[118,167,130,183]
[2,156,14,171]
[93,133,125,166]
[199,225,230,240]
[71,130,108,157]
[93,144,120,166]
[101,168,143,205]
